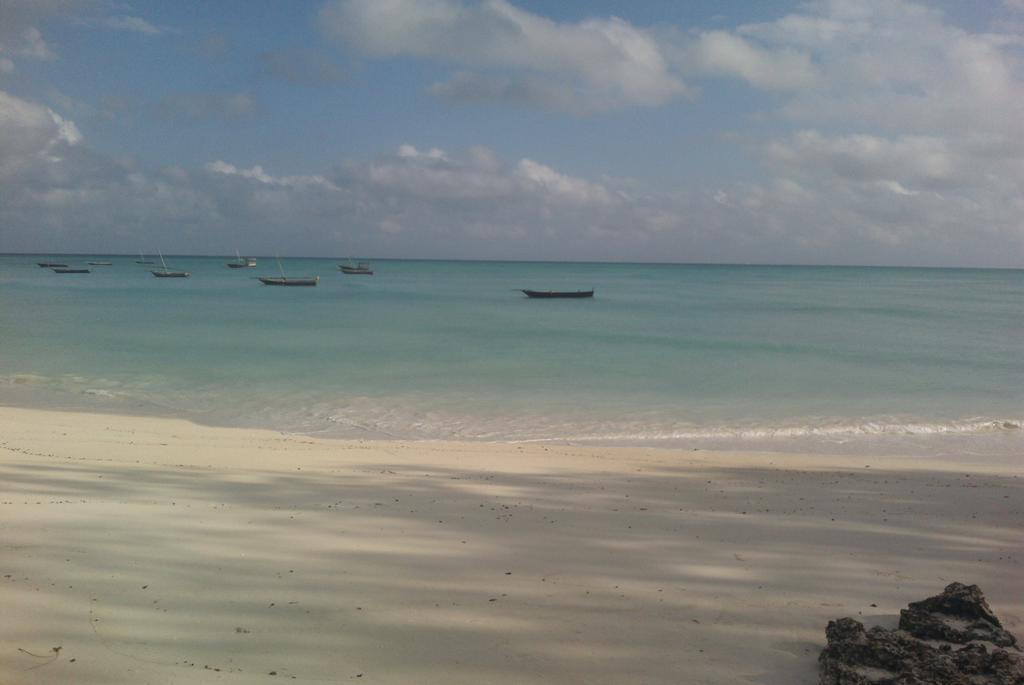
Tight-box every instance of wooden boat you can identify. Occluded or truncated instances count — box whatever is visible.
[151,252,190,278]
[37,262,68,268]
[136,251,154,265]
[259,257,318,286]
[339,260,373,275]
[521,289,594,299]
[52,267,91,274]
[87,261,113,266]
[227,250,256,268]
[259,276,319,286]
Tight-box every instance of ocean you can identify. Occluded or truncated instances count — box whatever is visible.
[2,255,1021,458]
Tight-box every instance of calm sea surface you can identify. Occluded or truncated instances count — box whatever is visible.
[2,256,1021,458]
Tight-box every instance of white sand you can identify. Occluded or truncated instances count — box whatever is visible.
[1,406,1020,684]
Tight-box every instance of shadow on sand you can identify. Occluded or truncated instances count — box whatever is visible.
[1,453,1020,684]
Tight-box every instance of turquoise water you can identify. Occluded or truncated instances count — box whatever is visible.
[1,256,1021,456]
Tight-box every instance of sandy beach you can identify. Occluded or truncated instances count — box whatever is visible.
[0,406,1020,684]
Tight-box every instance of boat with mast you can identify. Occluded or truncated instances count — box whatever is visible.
[151,252,190,278]
[227,250,257,268]
[339,259,373,275]
[136,251,154,265]
[259,257,318,286]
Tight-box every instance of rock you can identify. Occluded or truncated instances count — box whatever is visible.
[819,584,1024,685]
[900,582,1018,648]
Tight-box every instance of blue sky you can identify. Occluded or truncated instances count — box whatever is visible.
[1,0,1022,266]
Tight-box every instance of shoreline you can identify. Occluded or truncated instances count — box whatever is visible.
[1,406,1021,684]
[2,390,1021,462]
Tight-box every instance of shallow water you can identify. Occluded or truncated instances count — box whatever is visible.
[2,256,1021,458]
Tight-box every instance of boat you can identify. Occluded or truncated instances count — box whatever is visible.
[259,276,319,286]
[87,261,113,266]
[259,257,318,286]
[339,260,373,275]
[37,262,68,268]
[227,250,256,268]
[136,251,154,265]
[521,289,594,299]
[151,252,190,278]
[52,267,91,274]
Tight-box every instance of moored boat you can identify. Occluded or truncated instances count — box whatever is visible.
[259,256,318,286]
[136,252,154,265]
[521,289,594,299]
[258,276,319,286]
[37,262,68,268]
[87,261,113,266]
[151,252,190,278]
[227,250,257,268]
[52,267,91,274]
[339,260,373,275]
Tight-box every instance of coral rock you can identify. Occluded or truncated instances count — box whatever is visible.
[819,584,1023,685]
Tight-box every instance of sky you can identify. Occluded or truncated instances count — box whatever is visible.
[0,0,1022,266]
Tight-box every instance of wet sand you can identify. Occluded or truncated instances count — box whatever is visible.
[1,406,1021,684]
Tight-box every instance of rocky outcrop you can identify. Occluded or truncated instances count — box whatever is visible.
[900,582,1018,648]
[819,583,1023,685]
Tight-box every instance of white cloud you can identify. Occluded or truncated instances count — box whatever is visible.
[3,0,1024,267]
[677,30,819,90]
[0,89,81,176]
[1,26,56,61]
[704,0,1024,263]
[319,0,686,110]
[0,1,166,74]
[0,0,82,63]
[206,160,337,189]
[396,144,447,160]
[735,1,1024,141]
[766,131,957,188]
[4,83,1019,268]
[363,144,516,200]
[514,159,613,205]
[102,15,164,35]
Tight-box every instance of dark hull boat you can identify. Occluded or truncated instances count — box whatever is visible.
[151,252,189,277]
[340,261,373,275]
[53,267,91,274]
[521,289,594,299]
[259,276,319,286]
[37,262,68,268]
[88,261,113,266]
[136,261,155,264]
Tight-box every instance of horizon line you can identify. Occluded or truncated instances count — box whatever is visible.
[2,252,1021,271]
